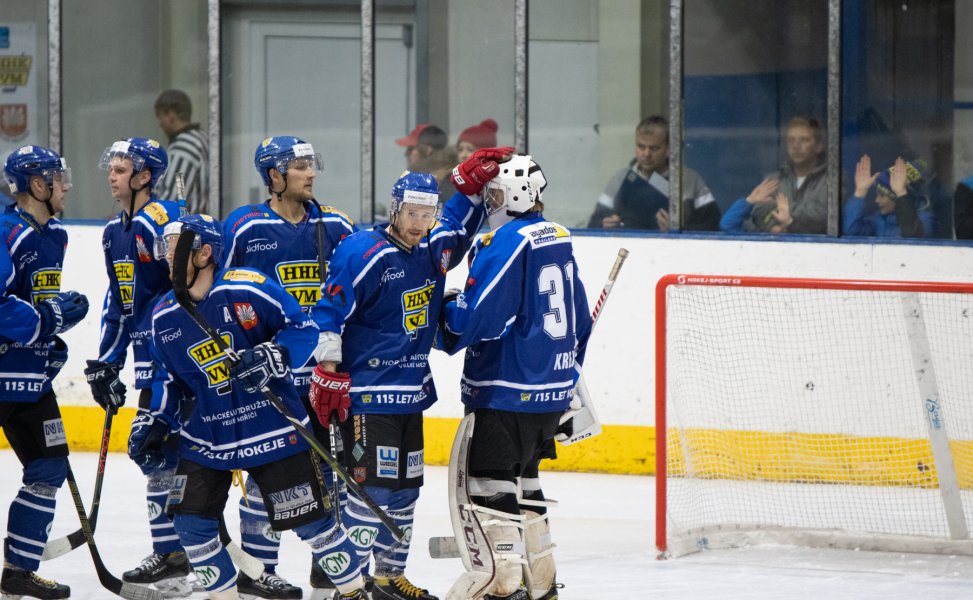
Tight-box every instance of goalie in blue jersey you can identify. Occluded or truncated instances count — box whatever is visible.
[439,155,593,600]
[309,149,511,600]
[133,214,370,600]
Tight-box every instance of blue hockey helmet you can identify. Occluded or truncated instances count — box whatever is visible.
[254,136,324,186]
[390,171,441,219]
[156,213,224,265]
[3,145,71,194]
[99,138,169,187]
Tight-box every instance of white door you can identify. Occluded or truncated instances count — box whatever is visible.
[223,12,414,221]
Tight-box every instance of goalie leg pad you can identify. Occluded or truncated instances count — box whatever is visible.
[522,510,555,597]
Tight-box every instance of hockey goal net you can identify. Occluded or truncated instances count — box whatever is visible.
[655,274,973,558]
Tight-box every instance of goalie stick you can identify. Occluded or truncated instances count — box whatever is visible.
[170,230,404,542]
[555,246,629,446]
[42,406,115,561]
[64,462,164,600]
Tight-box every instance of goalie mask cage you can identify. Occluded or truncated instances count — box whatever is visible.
[655,274,973,558]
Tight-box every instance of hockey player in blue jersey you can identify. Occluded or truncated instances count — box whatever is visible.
[134,214,369,600]
[440,155,592,600]
[0,146,90,599]
[309,149,510,600]
[83,137,194,596]
[222,136,356,598]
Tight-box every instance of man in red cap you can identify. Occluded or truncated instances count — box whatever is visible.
[396,123,447,171]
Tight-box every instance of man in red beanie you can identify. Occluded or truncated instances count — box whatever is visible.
[456,119,499,163]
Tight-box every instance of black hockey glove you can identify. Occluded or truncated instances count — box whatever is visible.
[231,342,290,394]
[128,411,172,472]
[84,360,126,412]
[36,291,90,338]
[44,336,69,382]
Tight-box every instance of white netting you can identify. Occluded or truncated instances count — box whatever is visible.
[660,280,973,556]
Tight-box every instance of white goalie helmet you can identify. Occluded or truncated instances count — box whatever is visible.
[483,154,547,229]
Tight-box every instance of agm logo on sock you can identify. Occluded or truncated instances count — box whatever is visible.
[317,551,352,576]
[194,566,221,588]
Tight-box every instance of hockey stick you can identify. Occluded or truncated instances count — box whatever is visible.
[64,462,164,600]
[176,172,188,217]
[42,406,115,560]
[171,231,404,542]
[555,247,629,446]
[219,518,266,579]
[311,197,345,523]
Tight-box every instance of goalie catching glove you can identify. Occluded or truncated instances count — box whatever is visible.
[231,341,290,394]
[451,146,515,196]
[308,365,350,428]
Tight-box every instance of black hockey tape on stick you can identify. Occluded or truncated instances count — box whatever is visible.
[42,407,115,561]
[64,462,164,600]
[171,231,404,542]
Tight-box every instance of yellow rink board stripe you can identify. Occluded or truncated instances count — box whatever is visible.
[7,408,970,485]
[667,428,973,489]
[0,407,656,475]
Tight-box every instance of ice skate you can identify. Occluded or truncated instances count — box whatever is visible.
[0,565,70,600]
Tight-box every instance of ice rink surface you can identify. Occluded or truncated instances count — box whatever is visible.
[2,449,972,599]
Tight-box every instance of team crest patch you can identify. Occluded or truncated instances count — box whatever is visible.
[439,249,452,274]
[135,235,152,263]
[289,434,298,445]
[234,302,258,329]
[353,467,366,483]
[521,393,531,402]
[0,104,28,140]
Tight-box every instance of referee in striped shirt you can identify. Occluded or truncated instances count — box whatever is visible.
[154,89,210,214]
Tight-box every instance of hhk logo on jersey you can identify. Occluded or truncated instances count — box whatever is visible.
[276,261,322,309]
[113,260,135,316]
[401,279,435,339]
[187,332,234,394]
[30,268,60,304]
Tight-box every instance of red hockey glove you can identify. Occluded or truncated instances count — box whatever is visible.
[451,146,516,196]
[308,365,351,428]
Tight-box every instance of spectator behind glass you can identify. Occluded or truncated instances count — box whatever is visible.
[843,155,933,238]
[153,89,209,214]
[587,115,720,231]
[954,172,973,239]
[720,116,828,234]
[456,119,499,163]
[396,123,457,201]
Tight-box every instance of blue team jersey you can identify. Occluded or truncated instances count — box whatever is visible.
[150,267,319,470]
[312,192,485,414]
[0,208,69,402]
[444,212,593,413]
[99,199,182,389]
[223,200,356,393]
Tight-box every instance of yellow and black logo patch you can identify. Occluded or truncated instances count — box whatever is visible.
[401,279,435,339]
[113,260,135,316]
[143,202,169,226]
[187,333,233,392]
[223,270,266,284]
[30,268,61,304]
[276,261,322,308]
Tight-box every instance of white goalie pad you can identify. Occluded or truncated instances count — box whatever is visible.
[442,413,497,600]
[555,371,602,446]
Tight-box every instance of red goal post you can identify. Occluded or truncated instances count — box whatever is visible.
[655,274,973,558]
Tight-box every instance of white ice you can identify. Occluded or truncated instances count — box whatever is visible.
[2,449,972,599]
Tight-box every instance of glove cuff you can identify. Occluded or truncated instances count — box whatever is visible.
[313,331,343,364]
